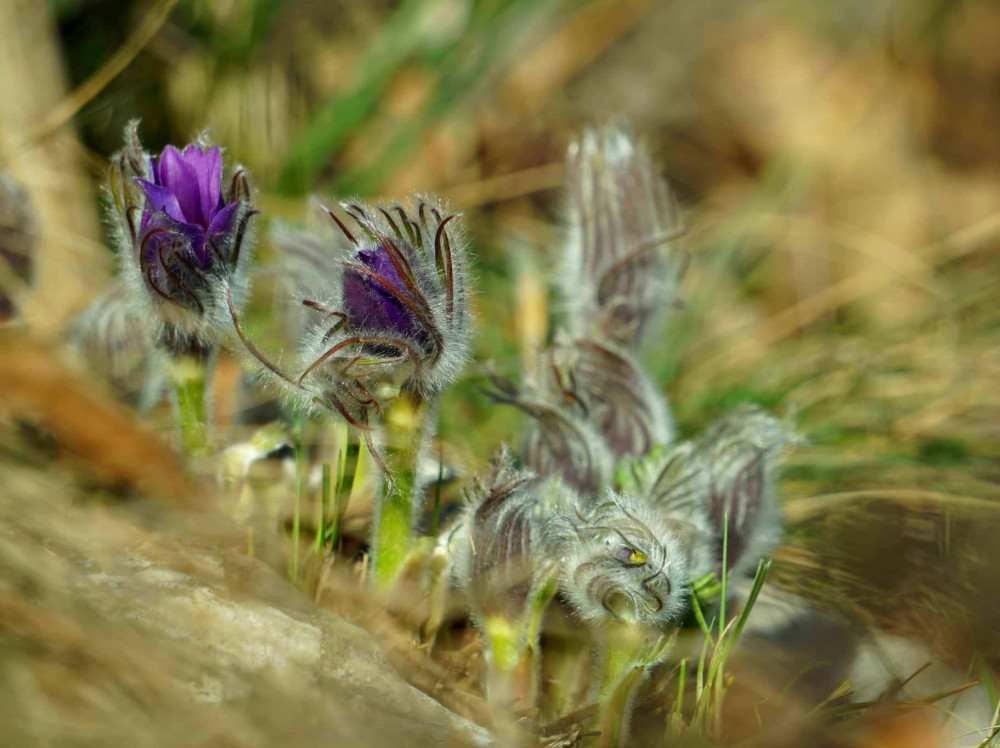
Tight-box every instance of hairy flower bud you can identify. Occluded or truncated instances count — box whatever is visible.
[71,280,157,381]
[487,371,613,496]
[286,198,472,425]
[645,406,797,578]
[549,491,691,628]
[488,336,672,496]
[543,337,673,460]
[446,448,540,621]
[561,124,684,351]
[109,121,256,339]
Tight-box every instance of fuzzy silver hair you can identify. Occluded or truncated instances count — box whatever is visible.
[560,124,685,351]
[71,279,157,380]
[445,448,545,621]
[539,337,673,460]
[644,406,798,579]
[486,371,614,496]
[236,197,473,429]
[548,491,691,628]
[109,121,257,344]
[486,337,672,496]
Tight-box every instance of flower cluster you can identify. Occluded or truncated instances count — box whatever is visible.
[462,125,796,637]
[489,126,682,498]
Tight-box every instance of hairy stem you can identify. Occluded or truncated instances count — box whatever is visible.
[595,623,647,748]
[373,391,433,589]
[161,331,214,457]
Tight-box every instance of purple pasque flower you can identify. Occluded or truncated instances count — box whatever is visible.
[290,199,472,427]
[137,144,241,262]
[109,121,255,334]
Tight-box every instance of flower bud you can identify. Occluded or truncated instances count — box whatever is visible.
[445,448,539,621]
[550,490,691,628]
[647,406,797,578]
[697,406,797,574]
[488,336,672,496]
[290,198,472,424]
[109,121,256,339]
[542,337,673,461]
[562,125,684,351]
[486,371,613,496]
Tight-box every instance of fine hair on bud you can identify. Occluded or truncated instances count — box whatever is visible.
[70,279,157,381]
[486,371,614,497]
[107,120,258,344]
[646,405,798,579]
[548,490,691,628]
[539,336,673,460]
[445,447,541,621]
[237,197,473,430]
[561,123,685,351]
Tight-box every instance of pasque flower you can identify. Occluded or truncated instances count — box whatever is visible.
[446,448,540,621]
[639,406,798,580]
[239,198,474,588]
[561,124,685,351]
[490,126,681,497]
[547,491,691,628]
[109,121,256,338]
[490,336,673,495]
[282,199,472,425]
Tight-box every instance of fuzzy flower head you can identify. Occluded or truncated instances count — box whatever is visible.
[109,121,256,338]
[291,199,472,425]
[548,492,691,628]
[487,336,672,496]
[541,337,672,460]
[445,448,541,621]
[487,370,613,497]
[642,406,798,580]
[561,124,685,351]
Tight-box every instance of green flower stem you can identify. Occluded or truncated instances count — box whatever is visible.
[480,568,559,709]
[159,329,214,458]
[373,392,432,590]
[595,623,647,748]
[165,352,212,457]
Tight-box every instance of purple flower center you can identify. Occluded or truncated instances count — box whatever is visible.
[136,144,241,266]
[342,245,429,346]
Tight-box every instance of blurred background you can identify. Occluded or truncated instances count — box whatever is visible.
[1,0,999,745]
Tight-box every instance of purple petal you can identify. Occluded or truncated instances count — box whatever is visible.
[183,144,223,226]
[206,201,241,259]
[136,179,184,223]
[207,200,240,234]
[342,245,428,345]
[141,215,211,270]
[157,145,202,226]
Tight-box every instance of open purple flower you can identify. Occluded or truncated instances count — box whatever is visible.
[137,145,241,261]
[109,122,256,334]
